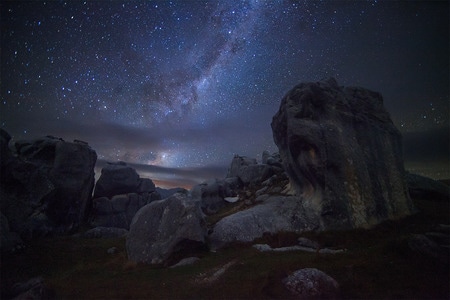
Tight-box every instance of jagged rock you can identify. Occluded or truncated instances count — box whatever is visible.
[191,179,237,214]
[271,78,414,230]
[283,268,340,299]
[90,192,160,229]
[83,226,128,238]
[209,195,319,250]
[126,193,207,264]
[405,172,449,201]
[1,132,96,238]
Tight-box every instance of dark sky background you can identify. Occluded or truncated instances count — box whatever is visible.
[1,1,449,188]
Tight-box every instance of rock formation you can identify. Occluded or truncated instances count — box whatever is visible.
[0,130,97,239]
[90,162,161,229]
[93,161,155,198]
[226,154,276,185]
[126,193,207,264]
[271,78,414,229]
[190,178,239,214]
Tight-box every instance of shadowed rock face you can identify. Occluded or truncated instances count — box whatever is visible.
[271,78,414,229]
[1,132,97,237]
[126,193,206,264]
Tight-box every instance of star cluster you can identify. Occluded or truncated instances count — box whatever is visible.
[1,1,448,187]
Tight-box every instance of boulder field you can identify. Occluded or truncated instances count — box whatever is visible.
[2,79,448,266]
[210,78,418,249]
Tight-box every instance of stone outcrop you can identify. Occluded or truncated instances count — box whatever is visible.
[126,193,207,264]
[93,162,155,198]
[90,162,161,229]
[271,78,414,230]
[91,192,160,229]
[0,130,97,238]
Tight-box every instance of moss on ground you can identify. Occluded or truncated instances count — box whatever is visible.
[1,195,449,299]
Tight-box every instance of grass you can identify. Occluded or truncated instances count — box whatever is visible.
[1,194,449,299]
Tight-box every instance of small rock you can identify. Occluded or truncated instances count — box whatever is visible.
[253,244,272,251]
[224,196,239,203]
[298,237,319,249]
[107,247,117,254]
[169,257,200,268]
[283,268,340,299]
[83,227,128,238]
[255,186,268,197]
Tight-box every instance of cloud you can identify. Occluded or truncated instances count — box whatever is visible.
[95,159,227,189]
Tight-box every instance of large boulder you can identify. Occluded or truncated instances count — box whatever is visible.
[90,192,160,229]
[1,133,97,237]
[271,78,414,230]
[126,193,207,264]
[93,162,155,198]
[209,195,319,249]
[90,162,160,229]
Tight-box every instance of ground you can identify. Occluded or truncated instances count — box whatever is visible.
[1,190,449,299]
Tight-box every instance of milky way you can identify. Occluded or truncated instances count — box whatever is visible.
[1,1,449,187]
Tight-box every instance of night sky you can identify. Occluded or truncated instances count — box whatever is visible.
[1,1,449,188]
